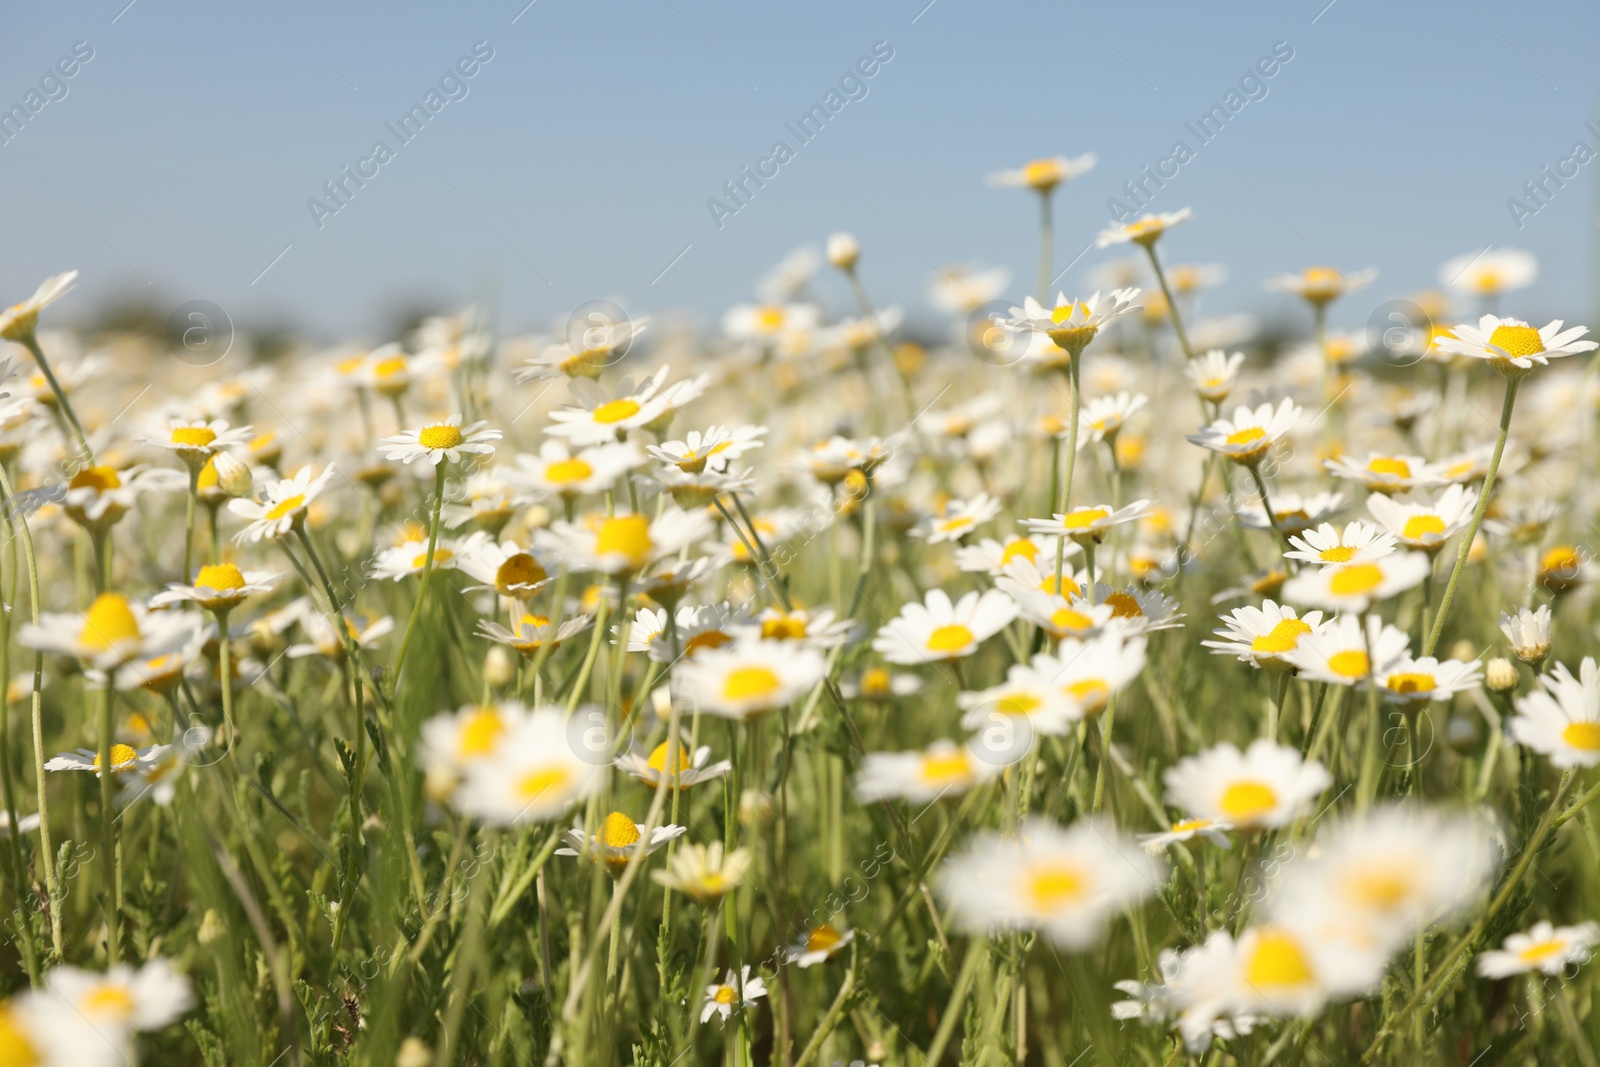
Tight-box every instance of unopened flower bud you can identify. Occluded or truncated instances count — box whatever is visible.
[483,646,516,690]
[198,908,225,946]
[213,451,254,498]
[826,231,860,271]
[1485,657,1519,694]
[396,1037,432,1067]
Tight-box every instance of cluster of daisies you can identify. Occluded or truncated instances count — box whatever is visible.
[0,160,1597,1066]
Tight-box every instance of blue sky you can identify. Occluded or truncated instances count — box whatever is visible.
[3,0,1598,341]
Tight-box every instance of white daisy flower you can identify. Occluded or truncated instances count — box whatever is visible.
[1033,631,1149,719]
[1022,499,1151,545]
[20,594,197,672]
[1095,207,1193,248]
[1137,816,1233,852]
[1235,491,1345,537]
[61,464,185,531]
[994,556,1088,601]
[701,966,767,1024]
[150,563,282,614]
[838,665,923,701]
[1202,601,1324,672]
[911,493,1003,544]
[455,538,557,599]
[1162,923,1384,1022]
[957,660,1082,736]
[1375,655,1481,709]
[1266,265,1377,305]
[614,736,730,789]
[368,532,478,581]
[625,603,744,662]
[1184,350,1246,403]
[0,269,77,340]
[287,613,394,660]
[1324,452,1449,494]
[1500,604,1553,666]
[871,588,1018,664]
[1510,657,1600,767]
[1284,521,1397,568]
[1435,315,1596,377]
[475,612,592,658]
[1001,582,1115,643]
[954,535,1065,576]
[987,153,1097,192]
[723,302,820,342]
[855,738,1001,803]
[741,606,855,649]
[46,742,170,777]
[37,958,193,1034]
[228,463,337,542]
[419,701,527,799]
[785,923,854,968]
[1286,614,1410,688]
[142,417,253,469]
[1076,392,1148,447]
[1478,920,1600,978]
[379,415,501,466]
[514,315,650,382]
[454,706,605,824]
[937,816,1162,949]
[931,264,1012,314]
[1186,399,1301,466]
[506,439,643,500]
[539,507,711,576]
[1441,247,1537,297]
[675,635,826,720]
[1093,584,1185,635]
[1280,552,1431,614]
[1366,485,1477,552]
[652,842,750,903]
[647,425,767,474]
[1005,289,1142,360]
[555,811,686,873]
[1162,739,1330,830]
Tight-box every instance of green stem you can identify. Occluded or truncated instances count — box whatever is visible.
[1142,243,1195,361]
[21,334,92,465]
[391,462,449,687]
[98,679,120,964]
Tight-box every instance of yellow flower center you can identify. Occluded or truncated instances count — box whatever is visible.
[418,425,464,450]
[920,749,972,784]
[647,740,693,774]
[596,515,653,568]
[999,539,1039,565]
[196,563,245,591]
[197,458,219,492]
[69,465,122,492]
[1025,863,1087,910]
[82,984,136,1017]
[1345,867,1414,910]
[1038,575,1082,597]
[997,693,1041,717]
[1170,817,1213,834]
[1245,928,1314,988]
[171,426,217,448]
[723,666,782,703]
[1318,545,1356,563]
[373,354,407,379]
[592,398,642,424]
[860,667,892,697]
[1402,515,1446,540]
[756,306,786,331]
[409,547,454,569]
[1327,649,1370,678]
[1542,546,1581,573]
[498,553,547,591]
[545,458,594,485]
[1049,302,1090,325]
[1367,457,1412,478]
[712,985,739,1005]
[458,708,505,758]
[1251,618,1312,655]
[79,593,141,652]
[1048,608,1094,634]
[265,493,306,521]
[1218,780,1279,821]
[516,765,572,801]
[1022,159,1062,188]
[761,614,809,641]
[1104,592,1142,619]
[1519,939,1568,964]
[1058,507,1110,530]
[1488,324,1545,358]
[92,744,140,771]
[1226,427,1266,446]
[1329,563,1384,596]
[1066,679,1110,711]
[1386,672,1436,697]
[0,1005,43,1066]
[684,630,732,655]
[805,923,845,953]
[925,624,975,653]
[600,811,641,849]
[1562,722,1600,751]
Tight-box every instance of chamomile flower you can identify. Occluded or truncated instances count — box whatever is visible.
[475,612,592,657]
[1365,484,1476,552]
[1271,805,1497,952]
[1186,399,1300,466]
[872,588,1018,664]
[143,417,252,470]
[1022,499,1151,545]
[938,817,1162,948]
[1001,580,1114,642]
[20,593,196,672]
[701,967,767,1024]
[1441,247,1537,297]
[1095,207,1193,248]
[1184,350,1245,403]
[786,923,854,968]
[1163,740,1330,830]
[743,606,855,648]
[1094,584,1185,635]
[724,302,819,342]
[1500,605,1553,666]
[1281,552,1431,614]
[1006,289,1142,359]
[555,811,686,873]
[38,959,193,1034]
[839,665,923,701]
[987,153,1097,192]
[61,464,185,531]
[454,706,604,824]
[1478,921,1600,978]
[1266,265,1377,306]
[1284,521,1397,568]
[1324,452,1448,494]
[647,425,766,474]
[1031,631,1149,719]
[931,264,1011,314]
[911,493,1003,543]
[1202,601,1324,672]
[626,603,743,662]
[1164,924,1383,1022]
[1286,614,1411,688]
[228,463,337,542]
[958,660,1082,736]
[369,533,476,581]
[540,507,711,576]
[1376,655,1481,709]
[455,539,557,599]
[514,315,650,382]
[1137,817,1233,852]
[46,743,170,777]
[1236,491,1345,537]
[614,737,730,789]
[379,416,501,466]
[419,701,527,799]
[675,636,826,719]
[1076,392,1147,447]
[954,534,1062,576]
[1510,657,1600,766]
[855,739,1001,802]
[0,269,77,341]
[287,612,393,660]
[506,440,643,500]
[652,842,750,903]
[1435,315,1596,377]
[151,563,281,614]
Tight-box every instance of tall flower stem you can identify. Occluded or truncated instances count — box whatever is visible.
[1423,376,1519,656]
[1246,463,1294,555]
[0,464,59,957]
[1035,190,1054,302]
[392,463,449,685]
[1141,244,1195,361]
[98,679,121,964]
[21,335,92,465]
[182,467,200,583]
